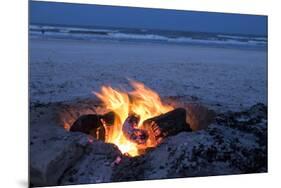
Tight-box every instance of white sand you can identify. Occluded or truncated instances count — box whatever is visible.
[29,38,267,111]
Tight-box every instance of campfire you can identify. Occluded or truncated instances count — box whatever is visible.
[63,81,193,157]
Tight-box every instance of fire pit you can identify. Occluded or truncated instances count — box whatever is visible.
[63,81,204,157]
[30,85,267,187]
[30,80,265,187]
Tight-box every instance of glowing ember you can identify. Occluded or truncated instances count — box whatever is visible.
[94,81,173,156]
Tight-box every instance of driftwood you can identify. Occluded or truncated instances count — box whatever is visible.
[122,114,149,145]
[70,111,116,141]
[143,108,192,144]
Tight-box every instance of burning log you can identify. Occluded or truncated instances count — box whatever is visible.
[70,114,105,140]
[70,111,116,141]
[143,108,192,144]
[101,111,116,126]
[122,114,149,145]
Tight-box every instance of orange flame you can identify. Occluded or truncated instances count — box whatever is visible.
[94,81,173,156]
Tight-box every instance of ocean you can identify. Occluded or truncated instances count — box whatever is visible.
[29,24,267,49]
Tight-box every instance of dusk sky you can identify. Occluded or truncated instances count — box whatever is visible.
[30,1,267,35]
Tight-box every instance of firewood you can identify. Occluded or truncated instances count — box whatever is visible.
[142,108,191,144]
[70,111,116,141]
[122,114,149,145]
[101,111,116,126]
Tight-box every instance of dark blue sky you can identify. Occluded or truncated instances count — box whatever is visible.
[30,1,267,36]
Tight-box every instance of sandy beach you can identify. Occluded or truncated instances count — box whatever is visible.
[30,37,267,112]
[28,4,268,186]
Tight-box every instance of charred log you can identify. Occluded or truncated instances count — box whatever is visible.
[122,114,149,145]
[70,111,116,141]
[70,114,105,140]
[143,108,192,144]
[101,111,116,126]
